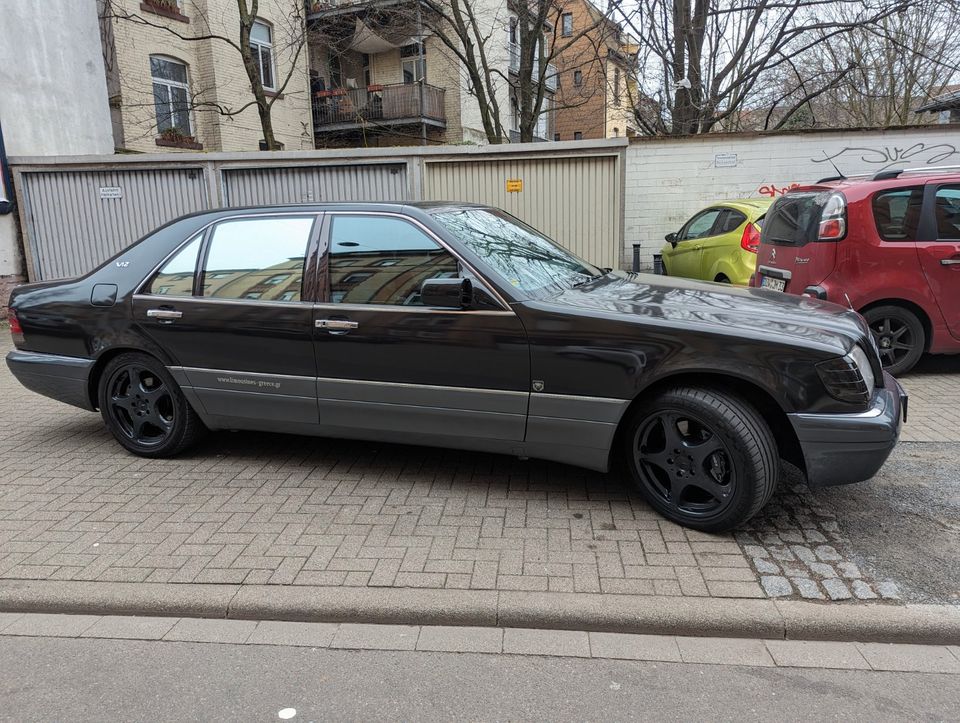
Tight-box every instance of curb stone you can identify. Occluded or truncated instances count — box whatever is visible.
[1,580,958,645]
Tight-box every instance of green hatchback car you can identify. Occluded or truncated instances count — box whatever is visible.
[661,198,773,285]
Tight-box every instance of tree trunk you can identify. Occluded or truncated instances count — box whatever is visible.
[237,0,280,150]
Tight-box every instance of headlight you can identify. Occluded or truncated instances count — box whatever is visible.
[816,345,876,405]
[847,345,876,393]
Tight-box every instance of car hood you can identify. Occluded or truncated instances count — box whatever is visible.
[531,272,868,355]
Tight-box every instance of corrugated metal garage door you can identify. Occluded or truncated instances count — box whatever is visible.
[20,168,210,280]
[222,163,409,206]
[423,154,621,268]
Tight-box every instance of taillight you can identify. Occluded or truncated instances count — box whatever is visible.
[740,223,761,253]
[8,309,24,344]
[818,193,846,241]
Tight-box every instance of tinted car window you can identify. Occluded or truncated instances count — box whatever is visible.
[328,216,459,305]
[872,187,923,241]
[762,192,825,246]
[681,209,722,240]
[145,235,201,296]
[935,186,960,240]
[717,210,747,234]
[202,217,313,301]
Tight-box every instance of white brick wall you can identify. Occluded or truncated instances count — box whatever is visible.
[624,126,960,268]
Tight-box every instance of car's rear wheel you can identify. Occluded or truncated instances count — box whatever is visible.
[623,386,778,532]
[863,305,924,376]
[98,352,205,457]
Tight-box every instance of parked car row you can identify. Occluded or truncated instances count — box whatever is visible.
[661,168,960,375]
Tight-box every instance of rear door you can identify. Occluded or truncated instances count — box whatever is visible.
[669,208,723,278]
[133,213,321,424]
[311,212,530,443]
[918,183,960,338]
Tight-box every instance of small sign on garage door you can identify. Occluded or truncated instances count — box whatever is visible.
[99,186,123,200]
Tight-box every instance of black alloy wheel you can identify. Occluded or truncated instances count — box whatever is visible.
[98,352,205,457]
[634,411,736,519]
[863,305,925,376]
[623,386,778,532]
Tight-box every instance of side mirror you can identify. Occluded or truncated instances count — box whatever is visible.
[665,232,678,248]
[420,277,472,308]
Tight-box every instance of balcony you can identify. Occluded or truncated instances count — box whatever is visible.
[312,82,446,132]
[507,44,558,92]
[305,0,418,20]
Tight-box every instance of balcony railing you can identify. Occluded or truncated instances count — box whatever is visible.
[507,44,557,92]
[312,82,446,131]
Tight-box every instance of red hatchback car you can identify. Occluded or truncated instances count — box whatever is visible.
[751,168,960,374]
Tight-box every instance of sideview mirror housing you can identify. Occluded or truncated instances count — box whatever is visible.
[420,277,472,308]
[665,232,678,248]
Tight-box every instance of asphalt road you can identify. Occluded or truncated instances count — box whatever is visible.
[819,442,960,605]
[1,636,958,722]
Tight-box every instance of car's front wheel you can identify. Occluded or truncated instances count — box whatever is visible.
[98,352,205,457]
[623,386,778,532]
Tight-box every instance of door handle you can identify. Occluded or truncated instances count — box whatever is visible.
[941,259,960,266]
[315,319,358,330]
[146,309,183,320]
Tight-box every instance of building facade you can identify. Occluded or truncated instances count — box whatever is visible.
[551,0,638,141]
[305,0,556,147]
[99,0,314,152]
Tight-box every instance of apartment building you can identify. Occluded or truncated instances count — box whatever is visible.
[305,0,556,146]
[99,0,313,152]
[551,0,638,141]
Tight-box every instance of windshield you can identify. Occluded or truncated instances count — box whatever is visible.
[430,208,601,295]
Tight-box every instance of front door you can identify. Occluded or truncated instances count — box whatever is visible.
[133,213,321,425]
[312,212,530,443]
[670,208,723,278]
[918,183,960,339]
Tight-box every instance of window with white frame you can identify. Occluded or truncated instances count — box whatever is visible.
[401,43,426,84]
[150,56,191,136]
[251,20,275,90]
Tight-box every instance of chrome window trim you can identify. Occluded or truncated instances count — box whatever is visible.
[135,211,323,298]
[324,210,514,312]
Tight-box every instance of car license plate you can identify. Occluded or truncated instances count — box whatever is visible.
[760,276,786,292]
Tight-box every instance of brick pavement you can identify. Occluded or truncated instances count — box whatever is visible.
[0,335,954,599]
[898,355,960,443]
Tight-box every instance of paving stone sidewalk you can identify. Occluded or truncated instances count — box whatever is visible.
[0,336,954,601]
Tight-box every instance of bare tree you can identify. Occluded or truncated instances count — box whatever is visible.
[419,0,621,143]
[101,0,308,149]
[618,0,917,135]
[795,0,960,128]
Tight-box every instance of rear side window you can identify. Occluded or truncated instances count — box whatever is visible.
[717,210,746,234]
[872,187,923,241]
[201,216,314,302]
[145,235,201,296]
[762,193,825,246]
[935,186,960,240]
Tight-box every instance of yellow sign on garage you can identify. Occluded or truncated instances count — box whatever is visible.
[506,178,523,193]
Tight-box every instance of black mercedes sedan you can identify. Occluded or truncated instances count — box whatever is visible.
[6,203,906,531]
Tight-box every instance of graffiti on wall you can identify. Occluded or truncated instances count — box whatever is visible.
[812,143,958,172]
[757,183,800,197]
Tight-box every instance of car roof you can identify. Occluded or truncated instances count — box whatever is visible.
[790,170,960,195]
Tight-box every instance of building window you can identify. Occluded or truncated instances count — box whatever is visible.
[573,70,582,87]
[553,133,560,141]
[574,131,583,140]
[401,43,426,84]
[151,56,191,136]
[251,20,275,90]
[329,53,342,89]
[613,68,621,107]
[362,53,372,87]
[562,13,573,37]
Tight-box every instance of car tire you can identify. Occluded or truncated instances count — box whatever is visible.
[98,352,205,457]
[862,305,925,376]
[622,386,778,532]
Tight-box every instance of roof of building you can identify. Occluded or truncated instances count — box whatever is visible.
[914,85,960,113]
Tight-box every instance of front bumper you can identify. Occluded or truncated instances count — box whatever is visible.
[788,371,907,488]
[6,350,96,411]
